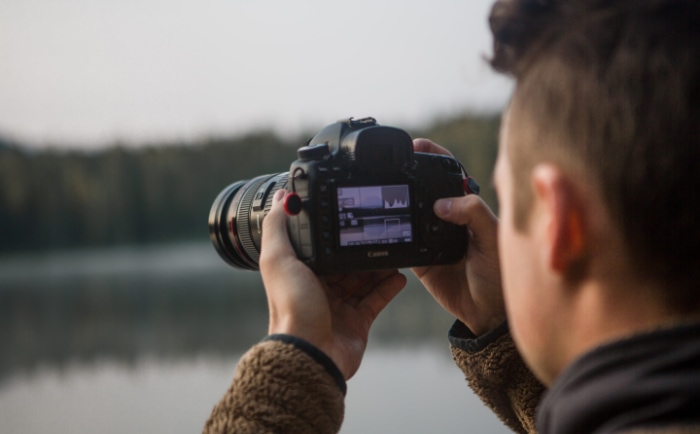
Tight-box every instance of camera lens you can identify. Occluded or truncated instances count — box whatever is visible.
[209,172,289,270]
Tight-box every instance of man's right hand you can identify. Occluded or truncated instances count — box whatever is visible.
[412,139,505,336]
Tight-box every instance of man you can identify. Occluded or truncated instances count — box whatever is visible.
[204,0,700,432]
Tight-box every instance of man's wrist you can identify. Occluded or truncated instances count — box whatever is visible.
[448,320,509,354]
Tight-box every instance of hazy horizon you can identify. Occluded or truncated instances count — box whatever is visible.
[0,0,512,149]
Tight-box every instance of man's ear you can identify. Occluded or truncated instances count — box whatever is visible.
[531,164,588,278]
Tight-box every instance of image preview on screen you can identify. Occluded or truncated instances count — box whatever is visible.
[336,185,413,247]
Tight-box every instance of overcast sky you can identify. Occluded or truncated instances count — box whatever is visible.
[0,0,512,148]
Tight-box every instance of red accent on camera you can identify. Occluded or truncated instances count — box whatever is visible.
[283,193,303,216]
[463,177,480,195]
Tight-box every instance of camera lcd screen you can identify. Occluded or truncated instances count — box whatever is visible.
[336,185,413,247]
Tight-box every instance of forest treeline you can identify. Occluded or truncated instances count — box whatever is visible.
[0,114,500,255]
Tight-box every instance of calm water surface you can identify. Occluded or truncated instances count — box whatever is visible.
[0,242,508,433]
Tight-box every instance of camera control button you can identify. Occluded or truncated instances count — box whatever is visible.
[253,180,276,211]
[426,217,444,235]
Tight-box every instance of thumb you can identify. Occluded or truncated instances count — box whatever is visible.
[433,194,498,235]
[260,189,297,267]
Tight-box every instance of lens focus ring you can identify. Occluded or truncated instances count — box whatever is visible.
[235,176,270,264]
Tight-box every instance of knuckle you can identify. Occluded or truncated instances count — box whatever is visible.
[451,195,487,224]
[454,194,479,214]
[258,244,272,265]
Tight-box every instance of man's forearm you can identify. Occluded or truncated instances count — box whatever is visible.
[203,338,345,434]
[449,321,546,434]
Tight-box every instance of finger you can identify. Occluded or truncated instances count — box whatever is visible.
[433,194,498,245]
[325,270,394,300]
[323,273,350,286]
[413,138,454,157]
[357,271,407,321]
[434,193,496,225]
[260,189,297,268]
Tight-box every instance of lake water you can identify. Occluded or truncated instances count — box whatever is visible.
[0,242,508,433]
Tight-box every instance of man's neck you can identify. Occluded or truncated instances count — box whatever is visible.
[552,278,690,383]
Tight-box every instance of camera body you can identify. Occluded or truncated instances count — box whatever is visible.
[209,117,469,275]
[284,117,466,274]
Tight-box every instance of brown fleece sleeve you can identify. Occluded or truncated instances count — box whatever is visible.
[450,322,545,434]
[203,339,344,434]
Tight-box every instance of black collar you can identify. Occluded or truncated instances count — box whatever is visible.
[537,321,700,434]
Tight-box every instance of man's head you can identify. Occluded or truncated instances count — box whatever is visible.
[489,0,700,381]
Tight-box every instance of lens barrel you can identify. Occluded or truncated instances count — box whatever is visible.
[208,172,289,270]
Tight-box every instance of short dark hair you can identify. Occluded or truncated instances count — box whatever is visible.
[489,0,700,310]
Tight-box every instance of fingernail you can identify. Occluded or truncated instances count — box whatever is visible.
[273,189,286,202]
[434,199,452,216]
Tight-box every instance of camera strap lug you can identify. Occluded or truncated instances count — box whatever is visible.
[464,176,480,195]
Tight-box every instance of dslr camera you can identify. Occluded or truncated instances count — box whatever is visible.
[209,117,476,275]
